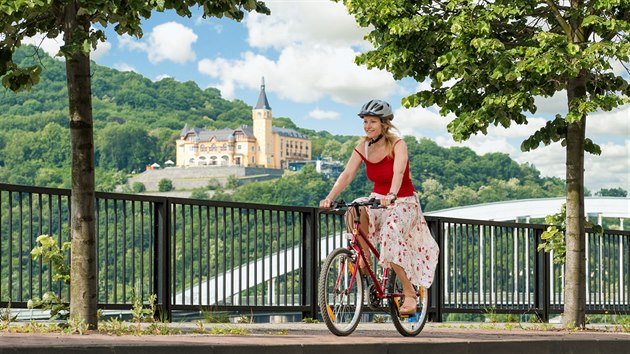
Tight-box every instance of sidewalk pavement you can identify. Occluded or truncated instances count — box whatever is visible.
[0,322,628,354]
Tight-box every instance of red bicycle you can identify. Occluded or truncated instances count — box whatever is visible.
[318,198,429,336]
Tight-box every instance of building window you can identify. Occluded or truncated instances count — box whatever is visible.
[238,145,242,150]
[200,144,206,152]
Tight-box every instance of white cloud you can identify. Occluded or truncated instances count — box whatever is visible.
[534,91,568,115]
[246,0,369,50]
[587,105,630,137]
[514,142,565,179]
[113,63,137,72]
[198,46,397,104]
[119,22,197,64]
[394,106,452,137]
[91,40,111,61]
[514,140,630,192]
[435,134,518,156]
[22,33,63,57]
[196,0,397,108]
[308,109,339,120]
[23,32,111,61]
[154,74,173,81]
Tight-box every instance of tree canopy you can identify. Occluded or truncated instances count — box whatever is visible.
[1,0,270,329]
[339,0,629,328]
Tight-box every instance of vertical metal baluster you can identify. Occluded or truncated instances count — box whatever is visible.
[19,192,23,301]
[261,209,265,305]
[206,205,211,306]
[140,201,145,301]
[38,194,43,298]
[245,208,251,306]
[214,206,219,306]
[230,207,235,305]
[28,193,33,301]
[189,204,194,305]
[122,200,127,303]
[113,199,118,303]
[198,206,202,306]
[131,201,136,302]
[95,198,100,303]
[284,210,288,306]
[104,199,110,303]
[238,207,243,306]
[222,206,227,306]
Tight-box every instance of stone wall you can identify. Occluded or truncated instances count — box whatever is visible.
[123,166,284,192]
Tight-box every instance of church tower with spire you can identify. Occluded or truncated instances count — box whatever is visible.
[253,77,273,167]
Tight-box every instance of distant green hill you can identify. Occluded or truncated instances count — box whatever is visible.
[0,45,566,210]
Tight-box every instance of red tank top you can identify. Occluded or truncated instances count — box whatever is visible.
[354,140,415,197]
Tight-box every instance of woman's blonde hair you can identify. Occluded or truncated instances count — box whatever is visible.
[361,118,398,157]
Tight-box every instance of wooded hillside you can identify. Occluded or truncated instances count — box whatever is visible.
[0,45,569,210]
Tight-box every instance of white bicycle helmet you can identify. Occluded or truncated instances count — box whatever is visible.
[358,99,394,120]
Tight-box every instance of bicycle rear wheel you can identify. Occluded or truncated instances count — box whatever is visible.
[387,271,429,336]
[318,248,364,336]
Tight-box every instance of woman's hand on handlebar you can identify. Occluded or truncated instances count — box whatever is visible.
[380,193,396,207]
[319,197,334,209]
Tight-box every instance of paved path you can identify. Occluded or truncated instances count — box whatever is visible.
[0,322,628,354]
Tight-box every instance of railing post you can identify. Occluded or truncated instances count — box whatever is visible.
[301,208,318,319]
[154,197,172,321]
[534,227,550,322]
[427,217,443,322]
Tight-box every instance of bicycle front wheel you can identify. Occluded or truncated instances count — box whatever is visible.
[387,271,429,337]
[318,248,364,336]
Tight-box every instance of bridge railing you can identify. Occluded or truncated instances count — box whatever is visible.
[0,183,628,321]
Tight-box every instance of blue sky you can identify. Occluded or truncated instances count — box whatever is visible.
[24,0,629,193]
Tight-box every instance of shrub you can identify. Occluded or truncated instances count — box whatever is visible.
[158,178,173,192]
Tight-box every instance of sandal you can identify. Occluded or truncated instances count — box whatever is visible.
[399,291,418,316]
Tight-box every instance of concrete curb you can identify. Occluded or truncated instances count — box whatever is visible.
[1,322,628,354]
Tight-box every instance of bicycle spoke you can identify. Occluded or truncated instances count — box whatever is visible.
[318,248,363,336]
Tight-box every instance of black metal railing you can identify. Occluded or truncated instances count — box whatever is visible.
[0,183,628,321]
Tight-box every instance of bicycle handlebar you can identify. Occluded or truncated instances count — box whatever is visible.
[330,198,383,210]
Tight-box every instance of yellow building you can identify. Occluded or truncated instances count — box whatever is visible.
[176,80,311,169]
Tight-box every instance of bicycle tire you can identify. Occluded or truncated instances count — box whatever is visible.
[318,247,364,336]
[387,270,429,337]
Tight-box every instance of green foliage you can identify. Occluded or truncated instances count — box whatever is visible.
[343,0,629,151]
[225,164,331,206]
[96,122,158,172]
[158,178,174,192]
[596,187,627,197]
[201,308,230,323]
[190,189,210,200]
[28,235,71,320]
[538,203,604,264]
[131,182,146,193]
[225,174,241,189]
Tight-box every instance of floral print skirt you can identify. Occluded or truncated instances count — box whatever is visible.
[355,193,439,288]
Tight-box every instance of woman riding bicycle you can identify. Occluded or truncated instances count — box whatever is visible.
[319,99,439,316]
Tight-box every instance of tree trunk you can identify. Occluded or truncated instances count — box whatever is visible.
[563,73,587,329]
[64,3,97,329]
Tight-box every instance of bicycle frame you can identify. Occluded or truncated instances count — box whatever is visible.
[344,203,393,301]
